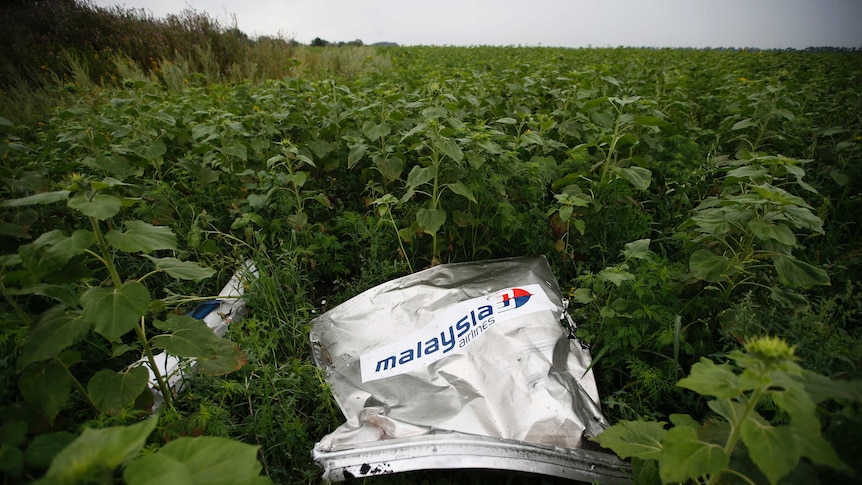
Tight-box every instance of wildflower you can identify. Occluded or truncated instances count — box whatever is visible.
[740,77,747,82]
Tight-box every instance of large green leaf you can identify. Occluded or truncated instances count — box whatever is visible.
[790,424,850,473]
[446,181,477,204]
[143,256,215,281]
[740,415,799,484]
[622,239,652,261]
[707,399,748,426]
[612,166,652,190]
[592,420,666,460]
[87,367,150,415]
[347,143,367,168]
[43,418,157,483]
[406,165,437,188]
[435,138,464,163]
[597,267,634,287]
[17,306,90,371]
[24,432,76,469]
[124,436,270,485]
[372,155,404,183]
[797,370,862,403]
[689,250,731,283]
[219,144,247,161]
[677,358,742,399]
[748,220,796,246]
[105,220,177,253]
[196,340,249,376]
[362,121,391,141]
[769,378,819,433]
[0,191,70,207]
[18,230,94,278]
[67,193,122,220]
[773,254,830,288]
[658,426,729,484]
[151,315,221,358]
[18,362,70,424]
[81,282,151,341]
[416,208,446,234]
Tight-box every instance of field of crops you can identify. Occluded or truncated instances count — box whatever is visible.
[2,45,862,484]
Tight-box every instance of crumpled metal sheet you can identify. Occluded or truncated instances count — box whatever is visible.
[309,256,631,482]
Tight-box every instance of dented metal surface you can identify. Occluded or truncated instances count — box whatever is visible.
[310,256,631,482]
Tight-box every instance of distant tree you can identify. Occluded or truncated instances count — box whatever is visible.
[310,37,329,47]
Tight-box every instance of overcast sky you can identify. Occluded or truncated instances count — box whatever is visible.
[88,0,862,49]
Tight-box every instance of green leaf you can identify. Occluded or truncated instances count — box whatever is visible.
[689,250,731,283]
[769,378,819,432]
[372,155,404,182]
[151,315,221,358]
[592,420,666,460]
[446,181,477,203]
[669,414,698,428]
[708,398,748,425]
[416,208,446,234]
[143,256,215,281]
[18,362,70,424]
[220,144,247,161]
[677,358,742,399]
[748,220,796,246]
[790,425,851,473]
[597,267,634,287]
[658,425,729,483]
[24,432,76,469]
[18,307,90,371]
[362,121,391,141]
[81,282,151,341]
[67,193,122,220]
[741,415,799,484]
[196,340,248,376]
[731,118,758,131]
[136,141,166,162]
[494,117,517,125]
[0,191,70,207]
[124,436,269,485]
[105,220,177,253]
[571,288,593,304]
[18,229,94,279]
[797,370,862,403]
[0,443,24,476]
[347,143,366,169]
[612,166,652,190]
[1,421,26,447]
[406,165,437,188]
[435,138,464,163]
[622,239,652,261]
[87,367,150,416]
[773,254,830,288]
[44,418,157,483]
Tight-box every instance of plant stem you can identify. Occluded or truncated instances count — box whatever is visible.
[55,356,99,413]
[134,317,175,410]
[706,387,765,485]
[89,216,123,288]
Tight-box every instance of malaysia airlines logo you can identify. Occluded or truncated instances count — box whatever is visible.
[494,287,532,311]
[360,284,556,382]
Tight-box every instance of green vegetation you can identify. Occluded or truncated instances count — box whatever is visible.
[1,1,862,483]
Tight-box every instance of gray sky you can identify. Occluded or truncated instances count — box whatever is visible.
[88,0,862,48]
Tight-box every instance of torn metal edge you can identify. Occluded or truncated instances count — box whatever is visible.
[312,432,632,483]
